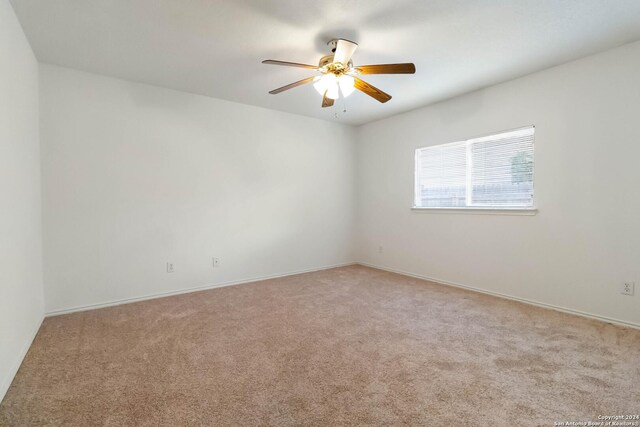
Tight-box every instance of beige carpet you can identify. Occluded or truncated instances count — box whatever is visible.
[1,265,639,426]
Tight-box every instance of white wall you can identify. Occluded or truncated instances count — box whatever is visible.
[355,40,640,327]
[40,64,356,314]
[0,0,44,400]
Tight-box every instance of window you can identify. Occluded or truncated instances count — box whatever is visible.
[414,127,535,209]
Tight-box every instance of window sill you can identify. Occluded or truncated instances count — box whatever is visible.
[411,207,538,216]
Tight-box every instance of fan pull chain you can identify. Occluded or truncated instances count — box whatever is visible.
[334,97,347,119]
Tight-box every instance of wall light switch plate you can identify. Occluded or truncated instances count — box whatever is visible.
[622,282,635,296]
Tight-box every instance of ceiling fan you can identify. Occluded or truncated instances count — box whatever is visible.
[262,39,415,108]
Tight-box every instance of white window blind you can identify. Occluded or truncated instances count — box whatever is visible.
[415,127,535,209]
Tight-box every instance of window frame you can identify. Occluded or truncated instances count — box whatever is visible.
[412,126,537,215]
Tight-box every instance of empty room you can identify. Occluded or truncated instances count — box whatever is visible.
[1,0,639,425]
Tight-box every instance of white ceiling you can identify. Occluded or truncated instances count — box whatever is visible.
[10,0,640,125]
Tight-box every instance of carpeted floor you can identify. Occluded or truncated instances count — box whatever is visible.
[1,265,639,426]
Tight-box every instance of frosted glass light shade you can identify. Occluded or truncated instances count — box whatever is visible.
[338,75,355,97]
[313,74,339,99]
[314,73,355,100]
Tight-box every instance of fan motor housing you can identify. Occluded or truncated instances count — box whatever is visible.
[318,55,334,68]
[318,55,353,73]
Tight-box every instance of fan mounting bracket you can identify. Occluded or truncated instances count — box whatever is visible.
[327,38,357,53]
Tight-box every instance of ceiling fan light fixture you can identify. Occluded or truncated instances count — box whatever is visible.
[313,74,339,99]
[314,74,355,100]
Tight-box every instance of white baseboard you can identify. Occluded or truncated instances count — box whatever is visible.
[45,262,356,317]
[0,315,43,402]
[357,262,640,330]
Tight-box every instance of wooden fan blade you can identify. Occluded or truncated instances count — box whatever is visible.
[262,60,318,69]
[333,39,358,65]
[268,77,316,94]
[354,77,392,103]
[322,91,334,108]
[355,63,416,75]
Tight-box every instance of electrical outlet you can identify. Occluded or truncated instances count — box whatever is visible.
[622,282,635,296]
[378,245,383,254]
[213,257,220,268]
[166,262,175,273]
